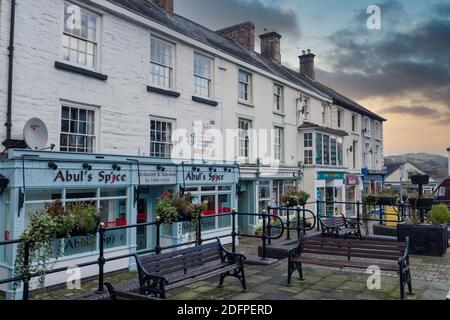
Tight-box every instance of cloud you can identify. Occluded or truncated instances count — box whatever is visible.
[174,0,301,39]
[316,0,450,117]
[380,105,440,116]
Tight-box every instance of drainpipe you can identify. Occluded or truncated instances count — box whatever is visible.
[4,0,16,147]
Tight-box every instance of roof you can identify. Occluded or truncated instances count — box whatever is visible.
[107,0,384,120]
[298,122,349,137]
[299,75,386,122]
[385,163,404,176]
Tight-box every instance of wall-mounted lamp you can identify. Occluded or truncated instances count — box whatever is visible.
[48,161,58,170]
[82,162,92,171]
[192,166,200,172]
[0,175,9,195]
[348,146,353,153]
[157,165,166,172]
[209,167,217,173]
[112,164,121,171]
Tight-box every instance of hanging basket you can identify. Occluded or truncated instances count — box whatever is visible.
[410,175,430,185]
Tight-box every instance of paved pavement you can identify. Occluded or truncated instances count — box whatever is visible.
[20,238,450,300]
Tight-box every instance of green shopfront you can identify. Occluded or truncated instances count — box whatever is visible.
[316,171,346,217]
[0,149,238,296]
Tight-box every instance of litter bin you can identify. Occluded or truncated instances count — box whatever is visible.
[385,206,399,227]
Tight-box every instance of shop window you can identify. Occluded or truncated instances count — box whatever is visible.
[259,181,271,214]
[22,187,128,258]
[323,135,330,165]
[60,105,96,153]
[315,133,323,165]
[63,2,98,69]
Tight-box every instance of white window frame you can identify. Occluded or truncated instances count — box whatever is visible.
[194,52,214,98]
[337,108,343,128]
[273,127,284,162]
[374,121,381,140]
[60,102,98,153]
[149,117,175,159]
[238,70,252,103]
[273,84,284,112]
[238,118,251,160]
[352,114,359,133]
[150,35,175,89]
[304,132,313,165]
[302,96,310,120]
[364,117,371,137]
[61,2,100,71]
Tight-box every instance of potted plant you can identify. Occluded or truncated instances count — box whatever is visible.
[398,204,450,256]
[156,192,206,224]
[12,200,100,293]
[410,173,430,185]
[281,189,310,208]
[363,189,398,206]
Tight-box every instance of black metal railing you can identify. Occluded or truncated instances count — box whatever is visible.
[0,210,284,300]
[267,206,316,243]
[315,200,413,231]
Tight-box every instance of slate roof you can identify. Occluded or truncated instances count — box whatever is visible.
[107,0,384,121]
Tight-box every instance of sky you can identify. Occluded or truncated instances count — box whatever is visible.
[174,0,450,156]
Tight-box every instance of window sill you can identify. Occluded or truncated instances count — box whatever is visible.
[54,61,108,81]
[238,99,254,108]
[147,85,181,98]
[273,111,286,117]
[192,96,218,107]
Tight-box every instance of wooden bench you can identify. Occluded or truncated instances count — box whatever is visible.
[319,214,361,239]
[105,282,158,300]
[135,238,247,299]
[287,236,412,300]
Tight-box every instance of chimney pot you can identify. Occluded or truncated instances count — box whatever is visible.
[153,0,174,15]
[217,22,255,51]
[299,50,316,80]
[259,31,282,63]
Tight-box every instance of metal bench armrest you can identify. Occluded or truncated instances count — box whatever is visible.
[216,238,247,264]
[134,254,169,285]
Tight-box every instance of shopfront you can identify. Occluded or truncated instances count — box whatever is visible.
[237,165,300,234]
[361,168,386,194]
[316,171,346,217]
[345,174,361,215]
[0,149,238,295]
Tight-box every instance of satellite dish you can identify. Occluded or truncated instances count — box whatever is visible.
[23,118,48,150]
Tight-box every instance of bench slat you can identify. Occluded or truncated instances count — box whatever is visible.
[305,238,405,248]
[291,256,399,271]
[301,248,401,261]
[140,243,219,265]
[301,242,404,252]
[150,254,222,276]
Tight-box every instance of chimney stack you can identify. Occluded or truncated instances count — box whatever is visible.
[299,49,316,79]
[154,0,174,15]
[216,22,255,51]
[259,31,282,63]
[447,147,450,177]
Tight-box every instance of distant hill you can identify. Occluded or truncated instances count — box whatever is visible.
[384,153,448,182]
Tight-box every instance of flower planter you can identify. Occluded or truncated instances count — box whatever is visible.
[408,198,435,210]
[397,223,448,256]
[410,175,430,185]
[376,197,397,206]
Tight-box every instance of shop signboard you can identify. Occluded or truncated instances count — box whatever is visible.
[182,169,236,186]
[317,172,346,181]
[139,169,177,186]
[345,174,360,186]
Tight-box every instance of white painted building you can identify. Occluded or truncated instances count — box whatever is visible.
[385,162,437,195]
